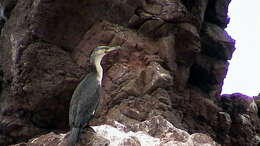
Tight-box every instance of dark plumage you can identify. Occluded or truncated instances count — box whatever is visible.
[69,72,100,128]
[68,46,121,146]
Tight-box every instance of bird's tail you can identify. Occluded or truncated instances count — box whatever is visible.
[67,127,81,146]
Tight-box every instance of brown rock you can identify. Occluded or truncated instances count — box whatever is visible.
[138,19,165,37]
[10,132,66,146]
[132,116,189,141]
[1,0,258,146]
[142,0,188,22]
[142,62,173,94]
[119,136,141,146]
[189,133,220,146]
[79,127,110,146]
[11,127,110,146]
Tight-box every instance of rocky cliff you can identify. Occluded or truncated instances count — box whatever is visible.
[0,0,259,146]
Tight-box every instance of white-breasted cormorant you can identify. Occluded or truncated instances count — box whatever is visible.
[68,46,121,146]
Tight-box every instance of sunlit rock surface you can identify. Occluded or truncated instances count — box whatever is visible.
[12,116,219,146]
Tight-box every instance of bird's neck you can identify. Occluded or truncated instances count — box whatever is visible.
[94,57,103,85]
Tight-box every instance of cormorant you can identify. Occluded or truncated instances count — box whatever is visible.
[68,46,121,146]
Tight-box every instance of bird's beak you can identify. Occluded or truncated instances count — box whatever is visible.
[106,46,121,53]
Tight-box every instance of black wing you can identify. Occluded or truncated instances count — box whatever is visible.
[69,72,100,128]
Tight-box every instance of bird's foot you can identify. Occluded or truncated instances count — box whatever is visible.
[83,125,96,133]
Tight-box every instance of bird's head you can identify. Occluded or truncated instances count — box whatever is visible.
[90,46,121,65]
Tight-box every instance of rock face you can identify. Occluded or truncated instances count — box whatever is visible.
[218,93,260,145]
[0,0,259,146]
[12,116,220,146]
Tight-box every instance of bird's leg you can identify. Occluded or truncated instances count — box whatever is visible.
[83,124,96,133]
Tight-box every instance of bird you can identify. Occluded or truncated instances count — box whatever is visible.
[68,45,121,146]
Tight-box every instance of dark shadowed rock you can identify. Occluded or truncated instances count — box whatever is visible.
[204,0,231,28]
[218,93,260,145]
[188,54,229,96]
[180,0,209,27]
[201,23,235,60]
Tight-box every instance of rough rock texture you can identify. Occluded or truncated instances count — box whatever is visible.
[0,0,259,146]
[11,129,110,146]
[218,93,260,146]
[12,116,220,146]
